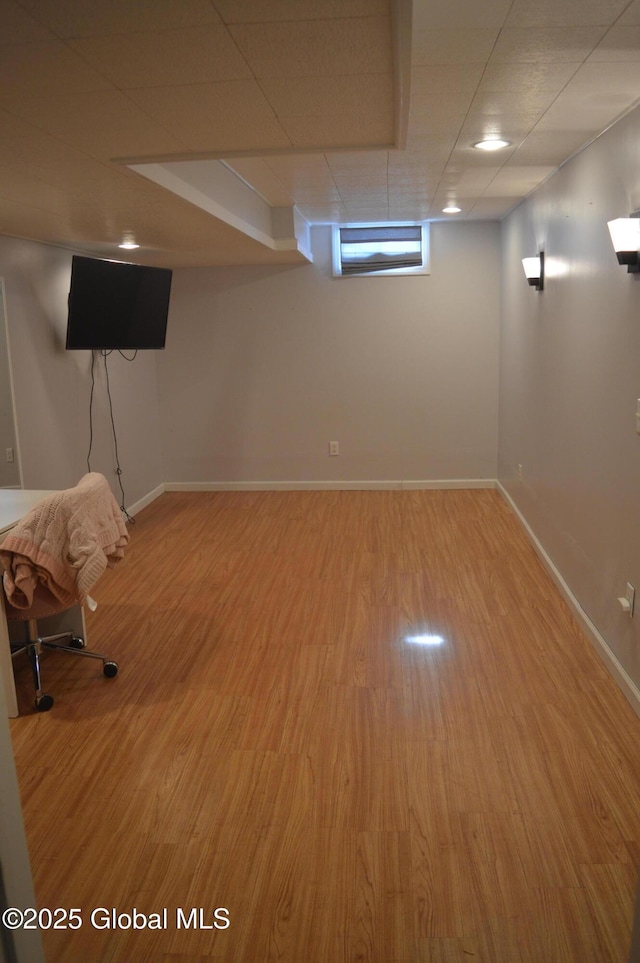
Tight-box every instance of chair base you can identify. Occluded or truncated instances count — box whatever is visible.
[10,620,118,711]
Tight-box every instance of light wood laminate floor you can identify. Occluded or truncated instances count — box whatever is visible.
[9,489,640,962]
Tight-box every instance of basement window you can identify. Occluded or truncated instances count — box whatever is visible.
[332,223,430,278]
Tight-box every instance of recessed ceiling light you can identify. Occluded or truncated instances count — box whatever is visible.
[443,206,462,214]
[473,138,510,151]
[119,239,139,250]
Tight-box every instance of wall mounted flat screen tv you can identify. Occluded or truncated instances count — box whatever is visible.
[66,255,172,350]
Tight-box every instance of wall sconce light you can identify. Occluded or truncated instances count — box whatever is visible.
[607,215,640,272]
[522,252,544,291]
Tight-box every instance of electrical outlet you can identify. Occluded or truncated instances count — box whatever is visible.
[626,582,635,617]
[5,448,13,463]
[618,583,636,616]
[517,463,523,480]
[329,441,339,456]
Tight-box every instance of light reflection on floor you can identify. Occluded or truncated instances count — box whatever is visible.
[404,634,445,646]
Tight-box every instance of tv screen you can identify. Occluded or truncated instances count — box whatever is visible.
[66,255,172,350]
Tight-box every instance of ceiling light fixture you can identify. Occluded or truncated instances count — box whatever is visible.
[442,205,461,214]
[473,138,510,151]
[119,238,139,250]
[607,215,640,272]
[522,252,544,291]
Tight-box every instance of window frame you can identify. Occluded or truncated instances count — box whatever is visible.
[331,222,430,278]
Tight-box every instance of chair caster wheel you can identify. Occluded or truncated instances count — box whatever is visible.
[69,636,86,649]
[103,661,118,678]
[36,694,54,711]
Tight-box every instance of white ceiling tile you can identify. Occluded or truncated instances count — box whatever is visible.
[0,111,156,196]
[266,154,331,173]
[449,167,503,191]
[533,98,617,133]
[504,0,628,29]
[411,64,485,93]
[412,29,499,66]
[389,204,431,219]
[413,0,512,30]
[566,60,640,97]
[17,0,221,38]
[490,27,608,63]
[264,156,337,195]
[343,205,390,219]
[0,193,76,239]
[485,165,556,195]
[278,108,393,151]
[466,196,516,217]
[468,89,562,118]
[215,0,390,22]
[387,150,431,172]
[618,0,640,23]
[296,202,348,222]
[439,168,466,183]
[388,149,449,174]
[391,182,443,200]
[534,62,640,132]
[0,0,57,42]
[0,111,116,185]
[125,82,293,153]
[69,26,253,88]
[341,191,388,203]
[0,41,113,102]
[327,151,389,171]
[0,165,75,211]
[588,25,640,61]
[332,173,389,193]
[510,129,593,165]
[293,187,344,203]
[478,62,580,93]
[260,75,393,123]
[54,162,162,202]
[408,91,476,135]
[229,17,392,78]
[388,185,432,199]
[3,89,187,159]
[563,59,640,93]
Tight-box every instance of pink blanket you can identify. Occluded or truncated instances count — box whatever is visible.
[0,473,129,618]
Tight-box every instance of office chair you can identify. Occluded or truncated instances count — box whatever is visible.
[1,472,129,712]
[9,617,118,712]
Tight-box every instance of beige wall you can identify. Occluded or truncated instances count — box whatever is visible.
[0,235,164,507]
[499,101,640,697]
[158,221,501,487]
[0,283,20,487]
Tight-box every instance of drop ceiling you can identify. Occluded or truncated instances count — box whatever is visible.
[1,0,640,267]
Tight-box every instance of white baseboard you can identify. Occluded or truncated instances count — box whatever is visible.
[497,482,640,719]
[164,478,497,493]
[126,483,165,516]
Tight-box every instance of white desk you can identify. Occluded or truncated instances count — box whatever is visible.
[0,489,56,536]
[0,490,57,717]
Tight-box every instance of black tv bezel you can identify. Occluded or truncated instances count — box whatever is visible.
[65,255,172,351]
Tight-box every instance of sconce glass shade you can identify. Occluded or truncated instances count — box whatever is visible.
[607,217,640,270]
[522,253,544,290]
